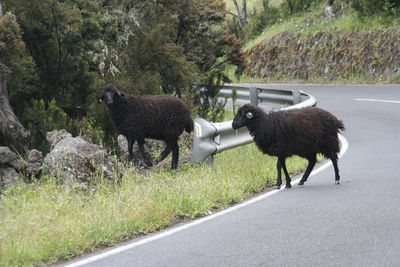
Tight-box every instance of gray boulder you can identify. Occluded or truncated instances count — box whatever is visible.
[0,147,25,193]
[0,146,24,171]
[25,149,43,176]
[117,135,164,166]
[43,130,119,186]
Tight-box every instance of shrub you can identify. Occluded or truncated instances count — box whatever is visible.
[244,2,281,40]
[351,0,400,16]
[280,0,322,17]
[23,99,74,153]
[192,71,227,122]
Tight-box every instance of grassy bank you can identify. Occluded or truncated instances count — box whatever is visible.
[226,0,400,84]
[0,142,309,266]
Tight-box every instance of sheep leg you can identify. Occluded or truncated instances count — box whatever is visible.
[274,157,285,189]
[155,144,172,165]
[137,140,153,167]
[298,156,317,185]
[281,159,291,188]
[171,141,179,170]
[330,155,340,184]
[127,138,135,161]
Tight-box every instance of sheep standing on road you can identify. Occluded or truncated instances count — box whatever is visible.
[99,84,193,170]
[232,104,345,189]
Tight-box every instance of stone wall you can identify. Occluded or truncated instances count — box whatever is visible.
[245,30,400,81]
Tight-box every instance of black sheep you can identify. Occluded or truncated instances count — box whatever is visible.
[232,104,345,189]
[99,84,193,169]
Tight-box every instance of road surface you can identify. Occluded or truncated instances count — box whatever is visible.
[64,85,400,266]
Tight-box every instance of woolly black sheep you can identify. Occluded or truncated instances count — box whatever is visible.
[99,84,193,169]
[232,104,344,189]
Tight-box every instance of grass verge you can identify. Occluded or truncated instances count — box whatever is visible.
[0,143,309,266]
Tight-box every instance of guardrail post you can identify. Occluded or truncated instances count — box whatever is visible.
[293,90,301,105]
[192,118,217,164]
[249,87,258,106]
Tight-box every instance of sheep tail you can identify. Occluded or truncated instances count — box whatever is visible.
[186,118,194,133]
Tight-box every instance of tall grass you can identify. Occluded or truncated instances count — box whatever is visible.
[0,143,308,266]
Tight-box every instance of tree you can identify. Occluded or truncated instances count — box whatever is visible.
[2,0,102,119]
[351,0,400,16]
[0,4,31,156]
[99,0,246,96]
[232,0,247,28]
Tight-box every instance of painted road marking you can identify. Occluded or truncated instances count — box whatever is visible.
[355,98,400,104]
[64,134,349,267]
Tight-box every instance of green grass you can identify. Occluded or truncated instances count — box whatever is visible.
[0,142,310,266]
[225,0,283,13]
[226,1,400,84]
[241,1,400,52]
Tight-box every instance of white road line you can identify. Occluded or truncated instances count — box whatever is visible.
[355,98,400,104]
[64,134,349,267]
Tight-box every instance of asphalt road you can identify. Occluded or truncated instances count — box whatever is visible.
[64,85,400,267]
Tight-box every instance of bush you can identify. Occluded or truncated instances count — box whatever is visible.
[192,71,227,122]
[244,2,281,40]
[351,0,400,16]
[23,99,75,153]
[280,0,322,17]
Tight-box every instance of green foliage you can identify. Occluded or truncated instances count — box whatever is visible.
[0,12,37,114]
[3,0,102,119]
[280,0,322,16]
[0,142,309,266]
[80,103,120,153]
[22,99,73,152]
[224,0,319,41]
[351,0,400,16]
[193,71,228,122]
[1,0,247,154]
[244,0,281,40]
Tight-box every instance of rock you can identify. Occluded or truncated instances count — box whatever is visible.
[24,149,43,177]
[0,147,25,194]
[0,146,24,170]
[43,130,119,185]
[0,167,23,187]
[46,129,72,150]
[117,135,164,166]
[245,29,400,81]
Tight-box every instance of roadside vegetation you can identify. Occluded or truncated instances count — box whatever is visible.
[224,0,400,83]
[1,0,399,265]
[0,143,309,266]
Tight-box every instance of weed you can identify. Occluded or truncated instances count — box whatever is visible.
[0,142,309,266]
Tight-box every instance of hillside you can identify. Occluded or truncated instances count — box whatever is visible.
[227,0,400,83]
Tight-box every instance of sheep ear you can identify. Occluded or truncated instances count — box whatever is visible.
[245,111,254,119]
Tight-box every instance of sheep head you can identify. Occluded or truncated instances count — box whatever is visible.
[99,84,125,105]
[232,104,258,130]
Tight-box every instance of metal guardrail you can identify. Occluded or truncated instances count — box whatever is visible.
[192,85,317,164]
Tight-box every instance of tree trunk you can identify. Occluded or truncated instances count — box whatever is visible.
[241,0,247,26]
[233,0,247,28]
[325,0,334,17]
[0,3,30,157]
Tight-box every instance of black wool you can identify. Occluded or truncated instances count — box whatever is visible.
[232,104,344,188]
[100,84,193,169]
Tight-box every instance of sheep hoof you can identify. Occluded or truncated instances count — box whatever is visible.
[335,180,340,185]
[285,184,291,189]
[273,185,281,190]
[298,181,304,186]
